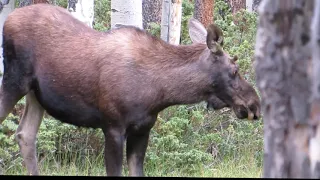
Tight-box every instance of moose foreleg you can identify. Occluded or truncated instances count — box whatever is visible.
[126,130,151,176]
[103,128,125,176]
[15,91,44,175]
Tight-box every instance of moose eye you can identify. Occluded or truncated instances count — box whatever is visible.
[233,69,238,76]
[229,69,238,78]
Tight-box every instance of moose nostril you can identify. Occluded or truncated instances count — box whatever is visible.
[249,104,260,120]
[253,108,261,120]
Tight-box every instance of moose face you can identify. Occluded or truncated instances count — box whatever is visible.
[188,18,261,120]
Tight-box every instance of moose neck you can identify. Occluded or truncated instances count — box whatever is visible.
[153,43,212,110]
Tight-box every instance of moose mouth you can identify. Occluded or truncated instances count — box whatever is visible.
[232,104,260,120]
[206,98,260,120]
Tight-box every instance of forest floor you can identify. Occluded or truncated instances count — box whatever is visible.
[3,153,262,177]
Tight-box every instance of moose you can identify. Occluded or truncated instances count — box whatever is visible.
[0,4,260,176]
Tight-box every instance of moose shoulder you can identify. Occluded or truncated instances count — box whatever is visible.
[0,4,261,176]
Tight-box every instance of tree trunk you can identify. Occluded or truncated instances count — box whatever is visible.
[0,0,11,13]
[142,0,162,30]
[194,0,214,28]
[0,0,14,84]
[111,0,143,29]
[33,0,49,3]
[254,0,316,178]
[67,0,94,28]
[252,0,262,12]
[309,0,320,177]
[225,0,245,14]
[246,0,252,12]
[160,0,182,45]
[18,0,32,7]
[18,0,49,7]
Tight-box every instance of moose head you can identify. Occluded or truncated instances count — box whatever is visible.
[188,18,261,120]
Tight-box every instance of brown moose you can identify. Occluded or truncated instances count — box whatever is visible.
[0,4,260,176]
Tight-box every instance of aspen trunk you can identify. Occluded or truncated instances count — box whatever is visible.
[68,0,94,28]
[111,0,143,29]
[255,0,316,178]
[160,0,182,45]
[309,0,320,177]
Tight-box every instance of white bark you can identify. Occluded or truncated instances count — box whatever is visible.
[111,0,143,29]
[160,0,182,45]
[310,0,320,177]
[160,0,170,42]
[246,0,253,12]
[68,0,94,28]
[255,0,315,178]
[0,0,14,83]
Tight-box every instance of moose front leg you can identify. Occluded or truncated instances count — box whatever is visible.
[126,130,151,176]
[103,128,125,176]
[126,115,156,177]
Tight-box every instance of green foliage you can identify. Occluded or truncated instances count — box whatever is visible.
[0,0,262,177]
[180,0,195,45]
[56,0,67,8]
[214,0,259,86]
[93,0,111,32]
[146,22,161,37]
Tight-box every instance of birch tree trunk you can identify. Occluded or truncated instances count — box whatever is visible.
[160,0,182,45]
[0,0,14,84]
[254,0,316,178]
[111,0,143,29]
[194,0,214,28]
[309,0,320,177]
[252,0,262,12]
[67,0,94,28]
[18,0,50,7]
[246,0,252,12]
[0,0,11,13]
[33,0,49,3]
[18,0,32,6]
[142,0,162,30]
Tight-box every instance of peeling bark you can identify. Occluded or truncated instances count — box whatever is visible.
[255,0,314,178]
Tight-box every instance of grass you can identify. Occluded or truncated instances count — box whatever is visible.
[2,151,262,177]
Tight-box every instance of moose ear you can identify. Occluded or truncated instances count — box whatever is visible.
[206,24,224,53]
[188,17,207,44]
